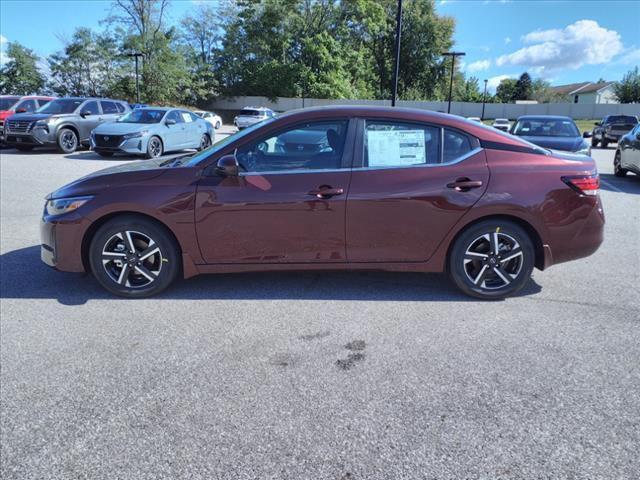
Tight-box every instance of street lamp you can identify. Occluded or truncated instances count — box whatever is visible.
[126,52,144,104]
[442,51,465,114]
[391,0,403,107]
[481,79,488,120]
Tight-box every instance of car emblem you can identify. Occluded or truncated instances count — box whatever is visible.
[297,145,304,151]
[104,136,109,141]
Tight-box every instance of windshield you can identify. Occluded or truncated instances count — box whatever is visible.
[606,116,637,124]
[240,109,265,117]
[118,109,165,124]
[512,118,579,137]
[0,97,20,110]
[182,116,278,167]
[37,99,83,115]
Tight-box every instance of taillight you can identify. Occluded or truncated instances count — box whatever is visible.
[562,175,600,196]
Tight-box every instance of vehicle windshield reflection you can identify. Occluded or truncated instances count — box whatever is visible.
[182,117,277,166]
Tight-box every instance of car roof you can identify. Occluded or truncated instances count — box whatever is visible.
[242,106,272,111]
[53,97,127,102]
[516,115,573,121]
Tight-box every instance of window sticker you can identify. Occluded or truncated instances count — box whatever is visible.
[181,112,193,123]
[367,130,426,167]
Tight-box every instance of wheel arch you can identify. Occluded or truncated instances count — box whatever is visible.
[81,211,182,273]
[56,123,80,141]
[445,214,546,271]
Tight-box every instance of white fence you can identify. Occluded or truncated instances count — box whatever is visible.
[208,95,640,119]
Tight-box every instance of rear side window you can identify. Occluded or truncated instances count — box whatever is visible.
[115,103,126,113]
[443,129,473,163]
[364,121,440,167]
[166,110,184,123]
[100,101,118,114]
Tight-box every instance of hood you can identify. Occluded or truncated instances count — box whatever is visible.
[47,158,180,199]
[516,135,584,152]
[93,122,152,135]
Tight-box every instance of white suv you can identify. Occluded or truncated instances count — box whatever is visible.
[234,107,276,130]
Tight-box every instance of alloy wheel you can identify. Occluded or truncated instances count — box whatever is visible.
[463,231,524,290]
[148,138,162,158]
[61,131,77,151]
[101,231,163,288]
[200,134,210,150]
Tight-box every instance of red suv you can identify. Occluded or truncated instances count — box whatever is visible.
[0,95,55,144]
[40,106,604,299]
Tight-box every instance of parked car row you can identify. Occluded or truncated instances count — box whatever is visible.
[0,95,221,158]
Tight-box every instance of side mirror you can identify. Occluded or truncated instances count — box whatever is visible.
[165,118,177,126]
[15,108,27,113]
[215,154,239,177]
[80,111,92,118]
[594,122,600,126]
[582,131,593,138]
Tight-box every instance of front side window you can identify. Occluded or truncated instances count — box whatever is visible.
[100,101,118,114]
[365,121,440,167]
[16,99,37,112]
[115,103,126,113]
[37,98,51,108]
[236,120,349,173]
[82,101,100,115]
[166,111,184,124]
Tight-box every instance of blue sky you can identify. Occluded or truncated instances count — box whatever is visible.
[1,0,639,92]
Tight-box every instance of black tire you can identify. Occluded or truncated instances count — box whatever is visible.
[57,128,79,153]
[591,136,598,148]
[145,136,163,159]
[15,145,34,151]
[89,215,180,298]
[448,219,535,300]
[614,151,627,177]
[97,151,114,158]
[215,121,221,129]
[601,139,609,149]
[198,133,211,151]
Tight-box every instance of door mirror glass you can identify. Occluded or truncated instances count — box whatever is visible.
[582,131,593,138]
[165,118,177,126]
[216,154,239,177]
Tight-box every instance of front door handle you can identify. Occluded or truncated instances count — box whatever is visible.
[307,186,344,199]
[446,178,483,192]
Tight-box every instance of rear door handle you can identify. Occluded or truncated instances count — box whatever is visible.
[446,178,483,192]
[307,186,344,199]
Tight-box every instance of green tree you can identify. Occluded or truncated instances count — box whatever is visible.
[495,78,518,103]
[514,72,532,100]
[0,42,45,95]
[454,75,482,102]
[530,78,561,103]
[613,67,640,103]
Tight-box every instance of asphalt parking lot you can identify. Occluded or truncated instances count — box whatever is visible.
[1,139,639,479]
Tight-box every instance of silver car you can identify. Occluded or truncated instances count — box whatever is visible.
[234,106,276,130]
[90,107,214,159]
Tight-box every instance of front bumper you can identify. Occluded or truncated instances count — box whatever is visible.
[91,135,148,155]
[40,211,90,272]
[5,127,56,146]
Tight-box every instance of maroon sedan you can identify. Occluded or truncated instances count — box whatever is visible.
[41,106,604,299]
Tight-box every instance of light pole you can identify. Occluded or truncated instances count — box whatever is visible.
[442,51,465,114]
[127,52,143,104]
[391,0,403,106]
[481,79,488,120]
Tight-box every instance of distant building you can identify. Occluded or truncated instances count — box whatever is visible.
[550,82,617,104]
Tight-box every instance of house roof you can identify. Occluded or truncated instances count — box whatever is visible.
[550,81,614,96]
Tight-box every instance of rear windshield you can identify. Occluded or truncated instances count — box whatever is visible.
[37,99,83,114]
[118,109,165,124]
[606,116,637,124]
[512,118,579,137]
[240,109,265,116]
[0,97,20,110]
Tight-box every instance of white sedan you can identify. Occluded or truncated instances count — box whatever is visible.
[194,110,222,129]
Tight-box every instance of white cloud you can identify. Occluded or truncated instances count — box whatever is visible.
[0,34,8,45]
[504,37,512,45]
[466,59,491,73]
[496,20,623,73]
[487,74,517,92]
[0,35,8,66]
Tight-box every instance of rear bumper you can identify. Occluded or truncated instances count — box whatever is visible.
[40,212,90,272]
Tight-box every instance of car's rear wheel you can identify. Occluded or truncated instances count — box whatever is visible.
[215,121,221,129]
[97,151,114,158]
[198,133,211,151]
[591,136,598,147]
[15,145,34,151]
[145,136,163,159]
[448,220,535,300]
[89,216,180,298]
[57,128,78,153]
[614,151,627,177]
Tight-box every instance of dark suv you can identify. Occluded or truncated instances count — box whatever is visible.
[591,115,638,148]
[4,97,130,153]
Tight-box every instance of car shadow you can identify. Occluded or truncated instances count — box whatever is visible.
[599,173,640,195]
[1,246,542,305]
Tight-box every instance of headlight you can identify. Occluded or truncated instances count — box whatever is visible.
[45,196,93,216]
[123,130,148,140]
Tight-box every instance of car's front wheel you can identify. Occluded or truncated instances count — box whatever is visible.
[145,136,163,159]
[448,220,535,300]
[89,216,180,298]
[57,128,79,153]
[614,151,627,177]
[198,134,211,151]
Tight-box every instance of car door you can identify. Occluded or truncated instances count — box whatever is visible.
[195,118,355,264]
[99,101,121,124]
[76,100,102,141]
[182,111,204,148]
[345,118,490,262]
[163,110,185,150]
[626,125,640,171]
